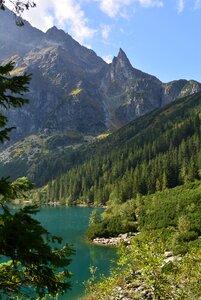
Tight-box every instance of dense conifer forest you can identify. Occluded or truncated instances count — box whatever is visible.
[34,92,201,206]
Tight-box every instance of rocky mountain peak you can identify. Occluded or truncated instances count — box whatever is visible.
[106,48,134,84]
[1,11,201,142]
[117,48,130,62]
[45,26,67,43]
[112,48,133,70]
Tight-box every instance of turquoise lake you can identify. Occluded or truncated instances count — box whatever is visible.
[35,207,116,300]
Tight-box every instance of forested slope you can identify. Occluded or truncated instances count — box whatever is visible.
[35,92,201,205]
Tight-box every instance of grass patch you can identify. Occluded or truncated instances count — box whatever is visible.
[69,88,83,96]
[96,133,111,140]
[9,67,26,75]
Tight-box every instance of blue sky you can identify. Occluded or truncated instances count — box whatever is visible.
[7,0,201,83]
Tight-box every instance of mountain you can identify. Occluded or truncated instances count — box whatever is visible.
[30,91,200,204]
[1,8,201,142]
[1,91,201,191]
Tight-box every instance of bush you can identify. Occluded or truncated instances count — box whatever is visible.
[172,231,199,255]
[84,233,201,300]
[86,216,137,240]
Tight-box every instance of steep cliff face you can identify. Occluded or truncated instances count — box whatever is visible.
[99,49,163,128]
[1,9,201,142]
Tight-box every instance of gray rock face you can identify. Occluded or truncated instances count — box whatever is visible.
[99,49,163,128]
[162,80,201,105]
[1,9,201,142]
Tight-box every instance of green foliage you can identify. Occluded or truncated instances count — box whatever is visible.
[86,200,138,239]
[138,180,201,232]
[37,92,201,205]
[84,233,201,300]
[88,209,101,227]
[172,231,199,255]
[86,216,137,240]
[0,62,30,142]
[0,62,74,299]
[133,180,201,255]
[86,179,201,252]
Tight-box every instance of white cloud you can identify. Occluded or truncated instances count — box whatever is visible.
[138,0,163,8]
[194,0,201,9]
[6,0,96,44]
[177,0,185,13]
[22,1,54,31]
[99,0,132,18]
[52,0,96,43]
[98,0,163,18]
[101,24,112,39]
[102,54,113,63]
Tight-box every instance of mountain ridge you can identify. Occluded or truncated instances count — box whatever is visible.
[1,91,200,192]
[1,8,201,142]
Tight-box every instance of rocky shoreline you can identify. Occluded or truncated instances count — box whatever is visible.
[84,250,180,300]
[92,232,138,246]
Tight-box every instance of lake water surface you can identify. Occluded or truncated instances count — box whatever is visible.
[36,207,116,300]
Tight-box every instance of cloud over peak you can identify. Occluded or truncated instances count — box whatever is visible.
[8,0,96,44]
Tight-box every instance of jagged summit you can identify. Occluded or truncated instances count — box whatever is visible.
[108,48,135,84]
[1,10,201,141]
[117,48,129,60]
[45,26,67,41]
[112,48,126,59]
[109,48,135,82]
